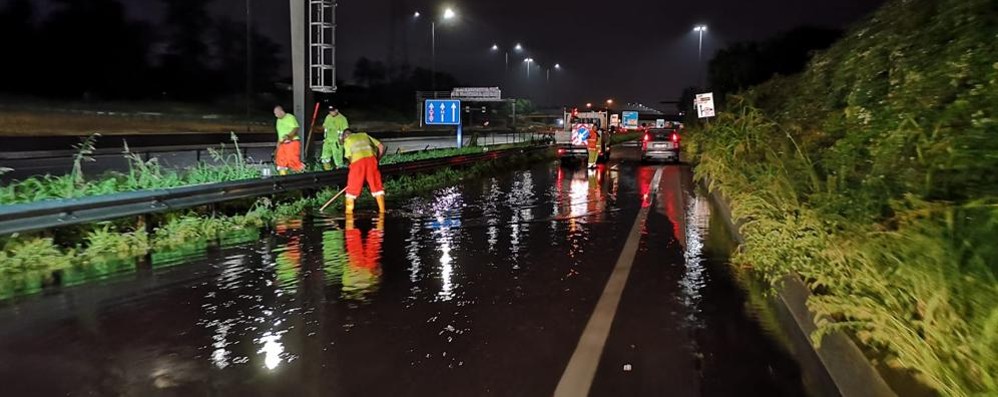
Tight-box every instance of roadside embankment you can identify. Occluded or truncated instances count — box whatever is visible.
[686,0,998,395]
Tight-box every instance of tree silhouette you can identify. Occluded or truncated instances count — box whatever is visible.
[0,0,38,94]
[158,0,217,99]
[213,17,283,95]
[708,26,841,104]
[40,0,154,99]
[353,57,388,88]
[677,86,699,122]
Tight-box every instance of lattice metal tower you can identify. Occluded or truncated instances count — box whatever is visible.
[309,0,336,93]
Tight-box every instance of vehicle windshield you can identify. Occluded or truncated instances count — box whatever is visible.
[649,129,677,141]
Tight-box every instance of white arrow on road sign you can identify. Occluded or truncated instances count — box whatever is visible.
[451,103,457,123]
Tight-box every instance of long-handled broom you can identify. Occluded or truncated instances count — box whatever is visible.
[319,188,348,212]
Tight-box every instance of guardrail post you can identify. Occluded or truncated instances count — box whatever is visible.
[138,214,153,236]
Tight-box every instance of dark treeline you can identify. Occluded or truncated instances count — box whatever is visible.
[331,57,460,121]
[0,0,282,102]
[709,26,842,102]
[678,26,842,119]
[0,0,461,119]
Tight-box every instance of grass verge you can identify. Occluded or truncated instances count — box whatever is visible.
[0,148,553,300]
[685,0,997,394]
[0,133,521,205]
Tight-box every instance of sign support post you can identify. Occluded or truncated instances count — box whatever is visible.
[424,99,463,149]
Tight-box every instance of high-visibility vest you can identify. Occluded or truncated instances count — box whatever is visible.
[588,131,601,149]
[276,114,299,141]
[323,114,349,139]
[343,133,381,161]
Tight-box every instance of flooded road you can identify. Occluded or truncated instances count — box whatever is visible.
[0,146,805,396]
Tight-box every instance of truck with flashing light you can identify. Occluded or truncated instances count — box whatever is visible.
[555,109,611,164]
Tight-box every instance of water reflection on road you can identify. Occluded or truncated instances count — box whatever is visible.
[0,156,803,396]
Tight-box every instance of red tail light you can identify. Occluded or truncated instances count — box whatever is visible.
[644,134,651,142]
[671,133,680,143]
[558,148,566,155]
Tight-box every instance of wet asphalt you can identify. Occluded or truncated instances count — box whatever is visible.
[0,145,805,396]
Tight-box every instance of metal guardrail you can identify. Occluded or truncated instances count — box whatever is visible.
[0,145,550,235]
[0,130,534,160]
[0,132,550,182]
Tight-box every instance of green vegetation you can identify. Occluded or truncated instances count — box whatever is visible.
[0,147,552,300]
[0,133,517,205]
[688,0,997,395]
[610,132,642,145]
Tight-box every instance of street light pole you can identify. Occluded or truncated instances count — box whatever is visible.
[697,28,703,87]
[697,29,703,63]
[245,0,253,133]
[431,21,436,90]
[694,25,708,88]
[426,8,456,91]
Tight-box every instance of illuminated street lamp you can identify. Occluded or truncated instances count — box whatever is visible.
[491,43,509,71]
[524,57,534,78]
[415,7,458,90]
[586,102,593,109]
[547,63,561,83]
[693,24,708,87]
[515,43,523,52]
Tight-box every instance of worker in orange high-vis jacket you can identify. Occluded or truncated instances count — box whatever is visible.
[342,128,386,214]
[273,105,304,175]
[341,213,384,299]
[587,127,603,169]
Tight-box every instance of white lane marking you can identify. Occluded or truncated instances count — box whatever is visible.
[554,167,664,397]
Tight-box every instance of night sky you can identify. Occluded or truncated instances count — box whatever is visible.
[12,0,886,108]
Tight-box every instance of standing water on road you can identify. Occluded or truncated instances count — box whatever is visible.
[0,153,805,396]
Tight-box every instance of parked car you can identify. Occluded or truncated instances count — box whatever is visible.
[641,128,681,163]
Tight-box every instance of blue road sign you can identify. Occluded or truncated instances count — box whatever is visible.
[425,99,462,126]
[622,111,639,129]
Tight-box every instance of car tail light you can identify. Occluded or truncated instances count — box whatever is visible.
[558,148,566,155]
[644,134,651,142]
[671,132,680,143]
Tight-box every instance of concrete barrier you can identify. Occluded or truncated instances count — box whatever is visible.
[706,184,896,397]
